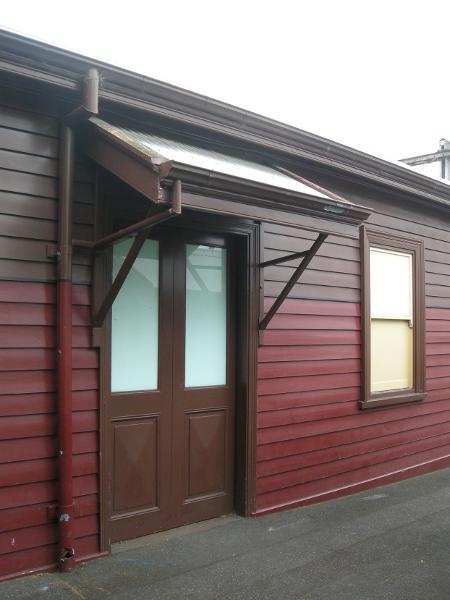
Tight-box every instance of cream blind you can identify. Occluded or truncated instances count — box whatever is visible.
[369,247,413,392]
[370,248,412,320]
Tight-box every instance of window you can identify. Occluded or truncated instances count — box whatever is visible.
[360,227,425,409]
[111,238,159,392]
[185,244,227,387]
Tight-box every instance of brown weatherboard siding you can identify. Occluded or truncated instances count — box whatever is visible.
[0,97,99,579]
[255,188,450,513]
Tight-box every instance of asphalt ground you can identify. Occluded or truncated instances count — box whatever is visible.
[2,468,450,600]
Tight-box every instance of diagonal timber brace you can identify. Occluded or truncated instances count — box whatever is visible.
[259,232,328,330]
[91,180,182,328]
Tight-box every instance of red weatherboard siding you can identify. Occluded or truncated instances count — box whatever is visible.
[255,299,450,513]
[0,96,99,579]
[0,281,99,579]
[2,78,450,580]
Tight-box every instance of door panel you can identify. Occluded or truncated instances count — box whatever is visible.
[112,417,158,513]
[185,409,227,499]
[107,229,235,541]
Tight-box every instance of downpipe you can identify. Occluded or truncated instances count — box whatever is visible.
[57,68,99,571]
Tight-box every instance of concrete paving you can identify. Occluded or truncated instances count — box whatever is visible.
[3,468,450,600]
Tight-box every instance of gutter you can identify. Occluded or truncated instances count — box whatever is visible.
[56,68,99,571]
[0,29,449,210]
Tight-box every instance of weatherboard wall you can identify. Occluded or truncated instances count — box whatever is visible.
[1,84,450,580]
[0,94,99,579]
[255,182,450,513]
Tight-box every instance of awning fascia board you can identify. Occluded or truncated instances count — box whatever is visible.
[84,134,169,202]
[166,165,371,226]
[84,122,173,202]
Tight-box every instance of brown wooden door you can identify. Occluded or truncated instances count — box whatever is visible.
[106,229,235,543]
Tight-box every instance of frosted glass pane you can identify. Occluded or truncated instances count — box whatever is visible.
[370,248,412,319]
[185,244,227,387]
[371,319,413,392]
[111,239,159,392]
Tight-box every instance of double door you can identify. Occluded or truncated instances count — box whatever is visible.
[106,229,235,542]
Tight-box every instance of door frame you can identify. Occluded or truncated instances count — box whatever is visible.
[95,199,260,552]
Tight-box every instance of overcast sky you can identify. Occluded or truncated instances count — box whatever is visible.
[1,1,449,163]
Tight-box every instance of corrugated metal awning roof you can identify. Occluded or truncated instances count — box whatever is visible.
[89,118,353,204]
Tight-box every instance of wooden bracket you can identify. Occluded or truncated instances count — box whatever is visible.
[91,180,182,329]
[259,232,328,330]
[46,244,58,259]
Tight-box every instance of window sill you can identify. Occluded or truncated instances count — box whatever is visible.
[360,392,426,410]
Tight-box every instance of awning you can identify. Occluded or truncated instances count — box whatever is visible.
[84,117,370,225]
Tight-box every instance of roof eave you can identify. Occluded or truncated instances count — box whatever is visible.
[0,28,449,210]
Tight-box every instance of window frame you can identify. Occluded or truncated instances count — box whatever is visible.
[360,226,426,409]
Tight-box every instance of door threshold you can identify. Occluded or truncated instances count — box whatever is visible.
[111,514,241,554]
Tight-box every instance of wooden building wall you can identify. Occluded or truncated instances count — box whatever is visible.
[0,95,99,579]
[256,185,450,513]
[1,81,450,579]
